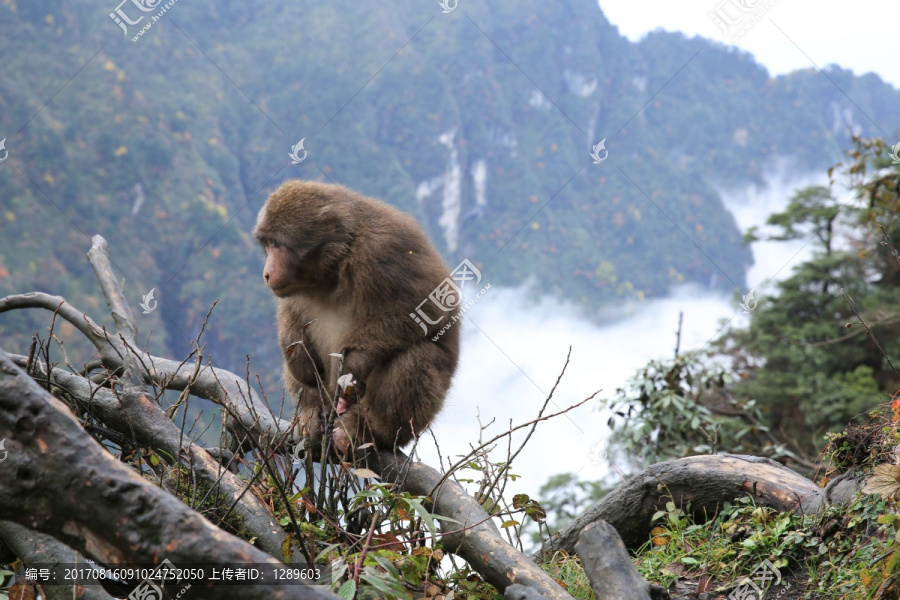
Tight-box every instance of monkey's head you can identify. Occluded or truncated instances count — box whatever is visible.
[253,180,355,297]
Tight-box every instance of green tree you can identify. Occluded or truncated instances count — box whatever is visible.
[720,139,900,459]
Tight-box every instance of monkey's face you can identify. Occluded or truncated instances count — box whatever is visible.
[261,241,305,297]
[254,180,352,297]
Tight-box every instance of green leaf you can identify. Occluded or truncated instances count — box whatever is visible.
[315,543,340,563]
[406,498,437,540]
[373,555,400,579]
[360,573,396,596]
[501,520,520,528]
[337,579,356,600]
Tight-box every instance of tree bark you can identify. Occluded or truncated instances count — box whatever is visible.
[0,521,114,600]
[10,354,289,559]
[575,521,668,600]
[375,452,575,600]
[0,348,339,600]
[547,454,825,553]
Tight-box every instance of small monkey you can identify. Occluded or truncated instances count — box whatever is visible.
[254,180,461,452]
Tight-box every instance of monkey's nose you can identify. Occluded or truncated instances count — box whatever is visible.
[264,271,270,283]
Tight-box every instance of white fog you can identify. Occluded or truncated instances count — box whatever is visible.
[424,166,828,499]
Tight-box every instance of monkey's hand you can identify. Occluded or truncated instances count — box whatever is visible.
[341,350,373,396]
[336,372,366,406]
[333,427,352,455]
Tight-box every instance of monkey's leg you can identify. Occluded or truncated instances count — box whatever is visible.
[285,366,327,444]
[297,399,324,442]
[336,341,455,450]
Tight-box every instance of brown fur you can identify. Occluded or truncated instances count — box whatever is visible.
[254,180,461,450]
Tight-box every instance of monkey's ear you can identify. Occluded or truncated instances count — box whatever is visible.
[316,205,346,233]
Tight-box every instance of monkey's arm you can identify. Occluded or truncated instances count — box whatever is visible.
[340,313,423,384]
[283,344,326,390]
[277,302,327,390]
[283,365,329,443]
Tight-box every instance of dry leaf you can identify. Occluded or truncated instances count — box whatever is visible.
[373,533,406,552]
[662,562,685,577]
[351,467,379,479]
[862,463,900,500]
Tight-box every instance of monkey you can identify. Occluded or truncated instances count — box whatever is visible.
[253,180,461,453]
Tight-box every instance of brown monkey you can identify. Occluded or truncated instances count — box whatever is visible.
[254,180,461,452]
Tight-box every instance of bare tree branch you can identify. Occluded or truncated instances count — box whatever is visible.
[0,348,339,600]
[375,451,576,600]
[545,454,829,554]
[10,353,289,559]
[0,236,293,449]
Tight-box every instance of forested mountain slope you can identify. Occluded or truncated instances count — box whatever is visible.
[0,0,896,382]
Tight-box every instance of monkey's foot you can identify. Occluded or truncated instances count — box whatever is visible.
[333,427,352,455]
[294,406,325,444]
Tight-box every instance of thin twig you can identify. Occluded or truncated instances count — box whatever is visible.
[429,391,599,500]
[841,288,900,379]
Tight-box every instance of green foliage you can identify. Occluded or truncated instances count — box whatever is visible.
[746,185,841,252]
[602,352,796,466]
[0,568,12,600]
[593,139,900,473]
[538,553,595,600]
[717,139,900,461]
[632,491,897,596]
[285,477,459,600]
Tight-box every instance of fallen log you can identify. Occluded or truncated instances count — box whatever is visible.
[0,235,295,557]
[0,348,340,600]
[547,454,826,553]
[0,521,114,600]
[575,521,668,600]
[10,353,290,559]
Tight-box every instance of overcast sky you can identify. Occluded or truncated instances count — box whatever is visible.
[600,0,900,89]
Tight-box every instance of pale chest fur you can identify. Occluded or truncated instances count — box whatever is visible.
[279,296,353,358]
